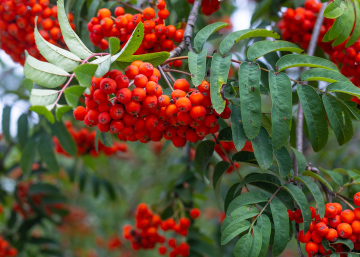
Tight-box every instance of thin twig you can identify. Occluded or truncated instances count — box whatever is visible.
[336,195,355,210]
[163,68,192,77]
[169,0,202,58]
[158,66,174,91]
[166,72,176,83]
[116,0,143,13]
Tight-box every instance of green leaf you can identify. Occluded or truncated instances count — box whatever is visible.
[232,151,258,166]
[91,54,111,78]
[302,170,333,191]
[109,37,120,55]
[326,82,360,99]
[218,127,233,141]
[323,0,349,43]
[274,147,292,178]
[301,68,349,83]
[342,100,360,120]
[30,89,59,106]
[56,105,72,121]
[276,54,339,72]
[248,226,262,257]
[324,0,343,18]
[49,120,77,156]
[230,103,246,151]
[322,94,353,146]
[73,0,86,29]
[332,0,355,46]
[34,17,81,72]
[219,29,280,55]
[230,205,259,219]
[2,106,11,142]
[295,176,325,218]
[333,238,354,250]
[17,113,28,148]
[73,63,98,88]
[92,176,100,197]
[224,183,241,213]
[188,49,207,87]
[29,106,55,123]
[221,220,250,245]
[234,233,252,257]
[20,137,37,174]
[346,0,360,47]
[116,51,170,69]
[194,140,215,175]
[247,40,303,62]
[283,184,311,233]
[99,132,113,147]
[57,0,93,59]
[256,215,271,257]
[319,167,344,186]
[270,197,290,256]
[210,53,232,114]
[38,133,59,172]
[292,147,307,174]
[193,22,229,52]
[95,129,100,153]
[117,22,145,60]
[213,161,230,209]
[102,179,116,200]
[29,183,59,195]
[269,71,292,149]
[24,51,70,88]
[88,0,100,22]
[64,86,85,107]
[297,84,328,152]
[251,127,273,170]
[238,62,261,139]
[227,191,269,214]
[23,78,33,93]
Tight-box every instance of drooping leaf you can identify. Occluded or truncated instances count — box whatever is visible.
[193,22,229,52]
[256,215,271,257]
[29,106,55,123]
[322,94,353,146]
[346,0,360,47]
[24,52,70,88]
[302,170,333,191]
[38,133,59,172]
[224,183,241,213]
[323,2,349,42]
[297,84,328,152]
[218,127,233,141]
[301,68,350,83]
[319,168,344,186]
[57,0,93,59]
[294,176,325,218]
[73,63,98,88]
[333,238,354,251]
[109,37,120,55]
[219,29,280,55]
[221,220,251,245]
[291,147,307,174]
[194,140,216,175]
[247,40,303,61]
[210,53,232,114]
[99,132,113,147]
[248,226,262,257]
[92,176,100,198]
[251,127,273,170]
[95,129,100,153]
[17,113,28,148]
[238,62,261,139]
[342,100,360,120]
[332,0,355,46]
[234,233,252,257]
[55,105,72,121]
[326,82,360,99]
[188,49,207,87]
[2,106,11,142]
[34,17,81,72]
[270,197,290,256]
[230,103,246,151]
[269,71,292,149]
[49,120,77,156]
[73,0,86,29]
[323,0,343,18]
[232,151,258,166]
[116,51,170,69]
[117,22,145,60]
[91,54,111,78]
[102,179,117,200]
[30,89,59,106]
[213,161,230,209]
[227,191,269,214]
[276,54,339,72]
[64,86,85,107]
[20,137,37,174]
[274,147,292,178]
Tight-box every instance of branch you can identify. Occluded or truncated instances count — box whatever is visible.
[158,66,174,91]
[169,0,202,58]
[116,0,143,13]
[163,68,192,77]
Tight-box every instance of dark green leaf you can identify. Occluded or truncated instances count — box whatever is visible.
[270,197,290,256]
[29,106,55,123]
[292,147,307,174]
[49,120,77,156]
[332,0,355,46]
[56,105,72,121]
[92,176,100,198]
[230,103,246,151]
[249,226,262,257]
[95,129,100,153]
[194,140,215,175]
[234,233,252,257]
[210,53,232,114]
[102,179,116,200]
[247,40,303,61]
[326,82,360,99]
[276,54,339,72]
[29,183,59,195]
[342,101,360,120]
[218,127,232,141]
[302,170,333,191]
[323,2,348,42]
[274,147,292,178]
[224,183,241,213]
[39,133,59,172]
[333,238,354,250]
[346,0,360,47]
[319,167,344,186]
[297,84,328,151]
[221,219,250,245]
[232,151,258,166]
[116,52,170,69]
[73,63,98,88]
[213,161,230,208]
[324,0,343,18]
[17,113,28,148]
[2,106,11,142]
[64,86,85,107]
[188,49,207,87]
[20,137,37,174]
[301,68,350,83]
[73,0,86,29]
[256,215,271,257]
[227,191,269,214]
[193,22,229,52]
[269,71,292,149]
[251,127,273,170]
[219,29,280,55]
[99,132,113,147]
[238,62,261,139]
[322,94,353,146]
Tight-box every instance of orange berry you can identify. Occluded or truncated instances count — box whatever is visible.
[158,9,169,19]
[325,203,337,218]
[352,220,360,234]
[142,7,156,20]
[174,29,184,43]
[298,230,311,243]
[134,74,149,88]
[125,65,139,80]
[340,209,356,224]
[337,223,352,238]
[190,105,206,121]
[325,228,338,242]
[354,192,360,206]
[315,222,329,237]
[97,8,111,20]
[115,7,125,16]
[174,79,190,92]
[139,62,154,77]
[176,97,192,112]
[305,242,318,255]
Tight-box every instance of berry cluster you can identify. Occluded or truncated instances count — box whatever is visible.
[73,61,230,148]
[187,0,221,16]
[53,121,127,157]
[87,1,184,67]
[278,0,360,102]
[0,0,74,65]
[288,193,360,256]
[0,236,17,257]
[123,203,200,256]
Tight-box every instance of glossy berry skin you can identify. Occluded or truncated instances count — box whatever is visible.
[305,242,318,255]
[337,223,352,238]
[190,208,200,219]
[73,106,87,121]
[354,192,360,206]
